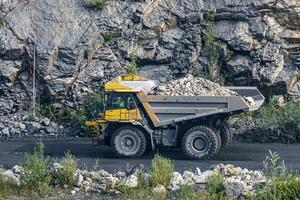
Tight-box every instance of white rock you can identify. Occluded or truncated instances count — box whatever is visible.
[183,171,194,179]
[167,184,180,191]
[195,167,201,176]
[12,165,23,174]
[123,175,138,188]
[225,177,248,198]
[193,170,214,184]
[152,184,167,197]
[170,172,184,186]
[71,190,76,195]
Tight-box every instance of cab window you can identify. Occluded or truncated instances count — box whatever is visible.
[107,93,136,110]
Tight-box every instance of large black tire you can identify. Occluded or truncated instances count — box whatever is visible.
[182,126,221,160]
[111,126,147,158]
[220,121,233,150]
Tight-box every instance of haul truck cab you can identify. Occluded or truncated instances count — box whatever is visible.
[86,74,265,159]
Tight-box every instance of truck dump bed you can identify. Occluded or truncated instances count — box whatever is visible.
[142,87,264,127]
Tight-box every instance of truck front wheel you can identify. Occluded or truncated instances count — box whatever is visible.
[182,125,220,159]
[111,126,147,158]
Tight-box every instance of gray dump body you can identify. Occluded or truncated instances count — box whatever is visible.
[145,87,264,127]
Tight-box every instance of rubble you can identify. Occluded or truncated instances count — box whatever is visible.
[153,75,238,96]
[0,163,267,199]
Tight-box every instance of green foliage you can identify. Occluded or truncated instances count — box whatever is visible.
[36,90,105,126]
[124,56,138,74]
[203,11,221,82]
[248,152,300,200]
[191,68,206,78]
[206,173,226,199]
[178,184,199,200]
[89,0,108,10]
[149,154,174,186]
[0,170,20,198]
[102,31,117,43]
[263,150,287,178]
[238,101,300,142]
[21,142,51,196]
[55,152,78,187]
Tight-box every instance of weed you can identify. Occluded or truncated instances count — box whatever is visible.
[0,170,20,198]
[149,154,174,186]
[263,150,287,178]
[89,0,108,10]
[55,152,78,187]
[206,172,226,199]
[202,11,221,82]
[249,152,300,200]
[102,31,117,43]
[21,142,51,196]
[178,184,199,200]
[124,56,138,74]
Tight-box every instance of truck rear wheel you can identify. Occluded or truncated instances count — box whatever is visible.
[220,122,233,150]
[111,126,147,158]
[182,125,220,159]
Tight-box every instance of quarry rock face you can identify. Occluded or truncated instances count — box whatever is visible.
[0,0,299,116]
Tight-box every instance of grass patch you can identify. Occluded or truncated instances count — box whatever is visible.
[21,142,51,196]
[89,0,108,10]
[55,152,78,187]
[149,154,174,186]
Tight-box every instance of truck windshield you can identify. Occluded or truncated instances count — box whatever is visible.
[106,93,136,110]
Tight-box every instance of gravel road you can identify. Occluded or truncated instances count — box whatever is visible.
[0,139,299,173]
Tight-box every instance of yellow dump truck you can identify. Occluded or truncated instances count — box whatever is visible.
[86,74,264,159]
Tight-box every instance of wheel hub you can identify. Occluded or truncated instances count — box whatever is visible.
[121,135,137,151]
[193,137,207,151]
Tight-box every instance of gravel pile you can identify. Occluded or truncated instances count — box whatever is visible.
[153,74,238,96]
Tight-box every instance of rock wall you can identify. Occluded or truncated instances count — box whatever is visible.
[0,0,300,115]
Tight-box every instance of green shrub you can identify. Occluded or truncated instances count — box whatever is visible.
[150,154,174,186]
[178,184,199,200]
[36,90,105,126]
[124,56,138,74]
[263,150,287,178]
[21,142,51,196]
[102,31,117,43]
[249,151,300,200]
[89,0,108,10]
[55,152,77,187]
[253,175,300,200]
[206,173,226,199]
[203,11,221,82]
[0,170,20,198]
[238,101,300,142]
